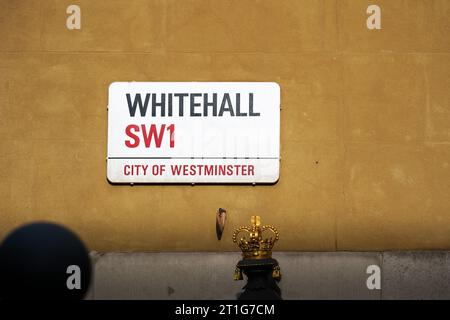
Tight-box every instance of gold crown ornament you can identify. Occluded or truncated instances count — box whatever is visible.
[232,215,279,260]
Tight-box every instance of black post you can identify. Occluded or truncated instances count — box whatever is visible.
[236,258,282,300]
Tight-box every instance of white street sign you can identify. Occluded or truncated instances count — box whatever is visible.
[107,82,280,183]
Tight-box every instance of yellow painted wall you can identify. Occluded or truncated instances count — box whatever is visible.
[1,0,449,251]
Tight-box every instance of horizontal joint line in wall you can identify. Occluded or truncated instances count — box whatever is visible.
[108,157,279,160]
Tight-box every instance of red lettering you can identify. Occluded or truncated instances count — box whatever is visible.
[141,124,165,148]
[125,124,174,148]
[125,125,140,148]
[167,124,175,148]
[205,165,213,175]
[171,165,182,175]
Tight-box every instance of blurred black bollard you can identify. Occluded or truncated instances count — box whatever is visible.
[236,258,282,300]
[0,222,91,300]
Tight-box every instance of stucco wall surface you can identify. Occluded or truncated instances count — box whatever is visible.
[0,1,449,251]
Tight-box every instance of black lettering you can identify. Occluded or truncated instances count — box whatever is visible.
[219,93,235,116]
[168,93,173,117]
[190,93,202,117]
[126,93,150,117]
[174,93,189,116]
[235,93,247,116]
[152,93,165,117]
[248,93,260,116]
[203,93,217,116]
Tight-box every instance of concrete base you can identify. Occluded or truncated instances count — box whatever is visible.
[382,251,450,300]
[85,251,450,300]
